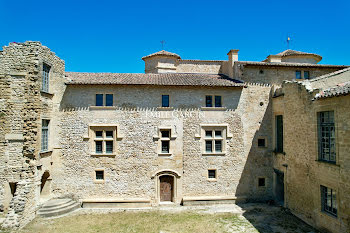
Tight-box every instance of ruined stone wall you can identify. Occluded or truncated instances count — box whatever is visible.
[0,41,65,228]
[234,64,341,85]
[56,84,273,204]
[272,82,350,233]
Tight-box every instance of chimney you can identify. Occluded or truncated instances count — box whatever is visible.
[227,49,239,78]
[266,55,282,63]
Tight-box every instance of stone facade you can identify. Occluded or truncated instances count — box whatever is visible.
[0,41,349,233]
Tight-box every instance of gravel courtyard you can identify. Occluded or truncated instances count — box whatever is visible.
[14,203,319,233]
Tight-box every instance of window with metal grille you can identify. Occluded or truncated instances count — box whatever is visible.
[160,129,170,153]
[162,95,169,107]
[275,115,283,153]
[42,63,51,92]
[318,111,336,163]
[321,185,337,217]
[205,130,223,153]
[41,119,50,151]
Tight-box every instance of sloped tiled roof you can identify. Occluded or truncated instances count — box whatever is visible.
[277,49,321,58]
[65,72,244,87]
[236,61,347,68]
[142,50,181,60]
[314,82,350,100]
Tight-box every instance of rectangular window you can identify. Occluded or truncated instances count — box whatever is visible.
[208,170,216,179]
[206,96,213,107]
[42,63,50,92]
[91,127,116,155]
[204,129,223,153]
[304,71,310,79]
[105,94,113,106]
[215,96,222,107]
[321,186,337,217]
[96,94,103,106]
[295,71,302,79]
[160,129,171,154]
[41,119,50,151]
[162,95,169,107]
[275,115,283,153]
[95,170,104,180]
[318,111,336,163]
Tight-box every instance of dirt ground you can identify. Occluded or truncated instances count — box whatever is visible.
[10,203,319,233]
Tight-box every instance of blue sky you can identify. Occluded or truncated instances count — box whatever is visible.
[1,0,349,73]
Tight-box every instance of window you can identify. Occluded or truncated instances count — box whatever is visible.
[321,186,337,217]
[275,115,283,153]
[160,129,170,153]
[161,95,169,107]
[96,94,103,106]
[205,95,222,107]
[258,138,266,147]
[295,71,302,79]
[91,127,116,155]
[205,130,223,153]
[258,178,266,187]
[95,170,104,180]
[96,94,113,106]
[318,111,336,163]
[42,63,50,92]
[304,71,310,79]
[41,119,50,151]
[105,94,113,106]
[208,169,217,179]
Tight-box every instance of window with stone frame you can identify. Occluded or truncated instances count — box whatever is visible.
[317,111,336,163]
[321,185,337,217]
[95,94,113,106]
[208,169,217,179]
[204,129,224,153]
[205,95,222,107]
[42,63,51,92]
[160,129,171,154]
[41,119,50,152]
[162,95,170,107]
[91,127,117,155]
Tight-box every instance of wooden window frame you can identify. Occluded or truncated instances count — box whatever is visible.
[317,111,336,163]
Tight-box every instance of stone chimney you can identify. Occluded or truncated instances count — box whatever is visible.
[266,55,282,63]
[227,49,239,78]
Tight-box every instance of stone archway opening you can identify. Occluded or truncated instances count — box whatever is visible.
[159,175,174,203]
[40,171,51,197]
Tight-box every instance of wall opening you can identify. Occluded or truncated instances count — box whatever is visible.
[159,175,174,202]
[40,171,51,197]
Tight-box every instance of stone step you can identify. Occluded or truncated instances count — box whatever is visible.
[37,199,81,218]
[38,200,76,213]
[41,198,72,208]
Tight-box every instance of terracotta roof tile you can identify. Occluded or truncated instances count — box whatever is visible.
[142,50,181,60]
[314,82,350,100]
[65,72,244,87]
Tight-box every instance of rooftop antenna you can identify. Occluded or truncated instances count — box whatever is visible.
[160,40,166,50]
[286,35,291,49]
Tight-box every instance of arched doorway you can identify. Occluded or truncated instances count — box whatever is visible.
[40,171,51,197]
[159,175,174,202]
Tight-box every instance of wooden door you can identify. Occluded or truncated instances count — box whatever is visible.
[160,175,173,202]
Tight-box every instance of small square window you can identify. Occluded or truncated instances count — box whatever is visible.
[162,95,169,107]
[258,178,266,187]
[95,170,104,180]
[96,131,103,138]
[106,131,113,138]
[215,96,222,107]
[295,71,302,79]
[215,131,222,138]
[208,170,216,179]
[206,96,213,107]
[105,94,113,106]
[96,94,104,106]
[205,131,213,138]
[258,138,266,147]
[304,71,310,79]
[161,130,170,138]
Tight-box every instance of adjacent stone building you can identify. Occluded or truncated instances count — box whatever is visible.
[0,41,348,232]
